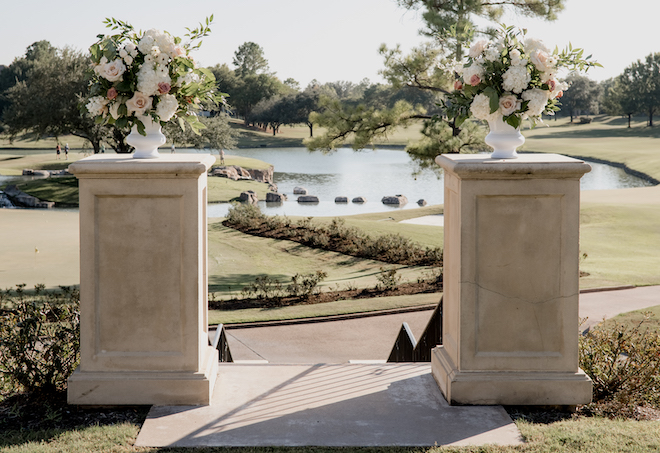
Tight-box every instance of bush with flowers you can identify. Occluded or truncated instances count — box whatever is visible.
[85,17,222,136]
[445,25,600,129]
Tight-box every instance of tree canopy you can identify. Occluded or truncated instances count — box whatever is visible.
[306,0,567,162]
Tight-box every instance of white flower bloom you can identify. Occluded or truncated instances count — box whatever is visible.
[509,49,527,66]
[484,46,500,62]
[126,91,153,116]
[100,58,126,82]
[502,65,531,94]
[524,37,550,55]
[156,94,179,121]
[499,94,521,116]
[470,93,500,121]
[463,63,485,86]
[86,96,109,116]
[522,88,548,117]
[530,49,555,73]
[124,55,133,66]
[468,40,489,58]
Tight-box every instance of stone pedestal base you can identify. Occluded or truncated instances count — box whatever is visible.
[68,347,218,406]
[432,347,592,406]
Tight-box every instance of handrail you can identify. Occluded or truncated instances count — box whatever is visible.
[387,296,443,362]
[211,324,233,362]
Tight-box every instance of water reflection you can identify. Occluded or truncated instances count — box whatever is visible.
[1,148,655,218]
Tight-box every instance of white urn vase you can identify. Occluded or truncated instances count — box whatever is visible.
[485,117,525,159]
[126,116,166,159]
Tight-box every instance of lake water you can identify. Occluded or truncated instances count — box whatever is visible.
[206,147,655,218]
[1,147,655,217]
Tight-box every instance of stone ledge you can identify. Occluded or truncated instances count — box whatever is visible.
[69,154,215,178]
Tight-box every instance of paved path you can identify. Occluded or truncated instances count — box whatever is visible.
[225,286,660,364]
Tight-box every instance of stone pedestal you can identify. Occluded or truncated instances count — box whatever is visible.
[67,154,218,405]
[432,154,593,405]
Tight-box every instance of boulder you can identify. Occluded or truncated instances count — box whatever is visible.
[266,192,287,202]
[382,195,408,205]
[248,166,274,184]
[4,185,54,208]
[417,199,428,206]
[22,169,49,177]
[239,190,258,204]
[268,183,278,192]
[293,186,308,195]
[0,192,14,208]
[231,165,252,179]
[334,196,349,203]
[297,195,319,203]
[352,196,367,203]
[210,166,240,180]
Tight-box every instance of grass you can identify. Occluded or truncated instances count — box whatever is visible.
[207,219,436,297]
[599,304,660,334]
[523,115,660,182]
[2,417,660,452]
[209,292,440,324]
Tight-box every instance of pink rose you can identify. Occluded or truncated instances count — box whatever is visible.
[107,87,118,100]
[555,91,563,99]
[454,80,463,91]
[499,94,521,116]
[546,79,557,91]
[158,82,171,94]
[469,74,481,86]
[126,92,153,116]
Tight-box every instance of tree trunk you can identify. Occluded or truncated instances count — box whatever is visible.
[628,113,632,128]
[649,108,654,127]
[307,122,313,137]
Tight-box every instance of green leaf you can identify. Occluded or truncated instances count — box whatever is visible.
[483,86,499,114]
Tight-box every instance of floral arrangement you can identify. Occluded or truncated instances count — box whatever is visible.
[85,17,221,135]
[446,25,600,129]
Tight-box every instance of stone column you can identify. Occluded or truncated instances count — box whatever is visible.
[432,154,593,405]
[67,154,218,405]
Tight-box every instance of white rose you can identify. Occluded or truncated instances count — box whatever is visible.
[468,40,489,58]
[530,49,555,73]
[499,94,521,116]
[524,37,550,55]
[101,59,126,82]
[126,92,153,116]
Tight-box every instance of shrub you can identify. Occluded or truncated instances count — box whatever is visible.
[376,267,402,291]
[579,314,660,418]
[240,275,284,302]
[223,204,443,267]
[0,284,80,397]
[287,271,328,299]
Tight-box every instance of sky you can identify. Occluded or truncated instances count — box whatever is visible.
[0,0,658,87]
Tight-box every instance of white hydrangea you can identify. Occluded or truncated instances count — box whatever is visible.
[155,94,179,121]
[137,64,171,97]
[522,88,548,116]
[463,63,485,86]
[138,29,176,58]
[502,65,531,94]
[485,45,501,62]
[470,93,500,121]
[180,70,201,87]
[86,96,109,116]
[509,49,527,67]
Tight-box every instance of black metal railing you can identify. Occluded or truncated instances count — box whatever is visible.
[211,324,233,362]
[387,296,443,362]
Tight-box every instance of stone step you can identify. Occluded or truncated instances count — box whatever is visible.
[135,363,521,448]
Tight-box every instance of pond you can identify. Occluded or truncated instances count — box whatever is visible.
[0,148,655,217]
[205,147,656,218]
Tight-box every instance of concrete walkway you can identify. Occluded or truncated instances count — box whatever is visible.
[137,286,659,448]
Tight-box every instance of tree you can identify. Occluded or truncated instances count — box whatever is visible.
[232,42,269,78]
[619,53,660,127]
[601,77,639,128]
[163,114,239,149]
[307,0,566,161]
[559,73,601,122]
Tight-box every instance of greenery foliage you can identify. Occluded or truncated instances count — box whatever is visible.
[0,284,80,396]
[223,203,443,267]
